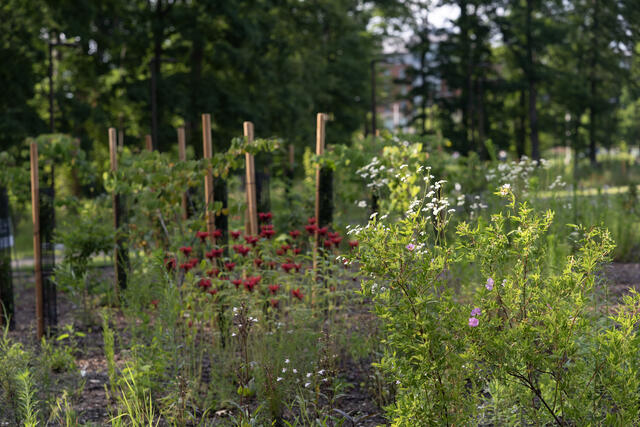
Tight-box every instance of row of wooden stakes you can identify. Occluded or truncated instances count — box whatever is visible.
[28,113,330,339]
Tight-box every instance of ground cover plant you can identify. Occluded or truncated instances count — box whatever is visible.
[1,132,640,425]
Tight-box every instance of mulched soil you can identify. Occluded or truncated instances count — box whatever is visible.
[7,262,640,425]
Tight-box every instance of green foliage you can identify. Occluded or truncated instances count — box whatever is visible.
[353,172,640,424]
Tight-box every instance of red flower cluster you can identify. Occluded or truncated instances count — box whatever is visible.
[225,262,236,271]
[180,258,199,271]
[260,224,275,238]
[198,278,212,290]
[268,284,280,295]
[179,246,193,257]
[304,224,317,234]
[243,275,261,292]
[291,288,304,301]
[281,262,294,273]
[211,229,223,239]
[244,235,260,246]
[254,258,263,267]
[289,230,300,239]
[196,231,209,242]
[258,212,273,222]
[206,248,223,260]
[233,244,250,256]
[232,279,243,289]
[165,257,177,271]
[349,240,359,249]
[207,268,220,277]
[231,230,242,239]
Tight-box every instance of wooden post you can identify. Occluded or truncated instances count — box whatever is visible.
[110,128,127,296]
[243,122,258,236]
[313,113,327,272]
[145,134,153,151]
[202,114,215,242]
[178,127,188,220]
[30,142,44,339]
[288,144,295,167]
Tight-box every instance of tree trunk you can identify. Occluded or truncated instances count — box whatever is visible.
[588,0,599,164]
[516,88,527,158]
[526,0,540,161]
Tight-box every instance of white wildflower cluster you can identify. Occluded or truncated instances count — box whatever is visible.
[357,157,391,190]
[548,175,566,190]
[485,156,549,193]
[277,359,329,386]
[469,195,488,219]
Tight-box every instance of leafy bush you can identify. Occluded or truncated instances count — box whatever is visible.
[353,179,640,424]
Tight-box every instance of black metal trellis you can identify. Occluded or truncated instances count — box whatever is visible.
[40,165,57,331]
[0,187,14,330]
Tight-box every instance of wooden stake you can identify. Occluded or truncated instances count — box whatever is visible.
[30,142,44,339]
[145,134,153,151]
[178,127,188,220]
[313,113,327,271]
[288,144,295,167]
[202,114,215,242]
[243,122,258,236]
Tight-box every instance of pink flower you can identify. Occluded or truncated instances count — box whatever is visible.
[468,317,479,327]
[405,243,415,251]
[471,307,482,317]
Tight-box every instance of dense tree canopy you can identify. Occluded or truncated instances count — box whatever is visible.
[1,0,639,160]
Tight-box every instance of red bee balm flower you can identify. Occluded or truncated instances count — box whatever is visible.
[244,276,261,292]
[244,235,260,246]
[189,258,199,268]
[231,230,242,239]
[225,262,236,271]
[308,217,316,225]
[198,279,212,290]
[331,236,342,245]
[276,248,285,256]
[206,268,220,277]
[289,230,301,239]
[196,231,209,242]
[323,240,333,248]
[211,229,222,239]
[258,212,273,222]
[208,289,218,296]
[281,263,294,273]
[165,258,177,271]
[270,299,279,308]
[281,244,291,251]
[179,246,193,257]
[317,227,328,236]
[291,288,304,301]
[206,249,223,260]
[254,258,263,267]
[232,279,242,289]
[180,262,193,272]
[294,263,302,272]
[304,224,317,234]
[150,299,159,308]
[268,284,280,295]
[293,247,302,255]
[233,245,250,256]
[349,240,359,249]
